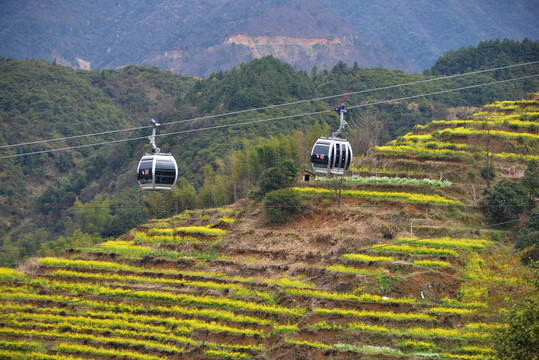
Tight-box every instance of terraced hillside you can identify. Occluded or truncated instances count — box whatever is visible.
[0,95,538,359]
[370,94,539,184]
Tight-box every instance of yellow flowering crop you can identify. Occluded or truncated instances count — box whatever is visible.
[402,339,436,350]
[285,288,416,305]
[406,327,487,339]
[425,306,476,315]
[204,349,251,359]
[341,253,394,262]
[294,187,462,205]
[371,243,459,257]
[398,236,493,250]
[285,339,332,349]
[0,267,26,282]
[348,322,391,333]
[175,225,227,236]
[218,217,236,224]
[56,343,162,360]
[313,307,435,321]
[413,259,451,268]
[325,264,386,275]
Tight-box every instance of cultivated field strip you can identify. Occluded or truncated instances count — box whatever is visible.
[373,95,539,167]
[4,96,535,358]
[1,207,501,360]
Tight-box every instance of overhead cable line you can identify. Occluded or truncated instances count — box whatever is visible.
[1,73,537,160]
[0,214,536,316]
[1,61,537,151]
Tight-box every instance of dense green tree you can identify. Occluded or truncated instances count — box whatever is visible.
[109,193,148,237]
[279,159,299,184]
[144,192,173,220]
[258,159,299,196]
[522,160,539,198]
[480,166,496,187]
[170,177,198,212]
[73,195,113,236]
[258,167,290,196]
[516,208,539,253]
[183,56,316,113]
[491,263,538,360]
[263,188,302,223]
[481,179,528,223]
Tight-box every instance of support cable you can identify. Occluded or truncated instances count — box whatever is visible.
[1,73,537,160]
[1,61,537,151]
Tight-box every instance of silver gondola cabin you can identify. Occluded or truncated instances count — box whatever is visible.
[137,119,178,190]
[311,104,353,175]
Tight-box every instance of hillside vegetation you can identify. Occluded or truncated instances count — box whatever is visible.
[0,96,537,359]
[0,39,538,268]
[1,1,537,76]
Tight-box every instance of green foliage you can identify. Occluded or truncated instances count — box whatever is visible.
[481,179,529,223]
[522,160,539,198]
[0,57,195,265]
[430,39,539,76]
[0,228,50,267]
[0,268,26,282]
[175,177,198,210]
[258,167,288,195]
[109,191,148,237]
[480,165,496,185]
[263,188,302,223]
[516,208,539,252]
[1,43,538,268]
[198,164,230,208]
[258,160,299,196]
[490,264,539,360]
[315,175,452,187]
[39,230,105,257]
[184,56,315,113]
[73,195,113,236]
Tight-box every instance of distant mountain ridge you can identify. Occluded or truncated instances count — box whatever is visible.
[1,0,537,76]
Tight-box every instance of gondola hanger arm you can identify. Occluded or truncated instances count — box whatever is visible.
[148,119,161,154]
[331,104,347,138]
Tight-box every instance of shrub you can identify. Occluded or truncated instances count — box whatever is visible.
[481,179,528,223]
[257,160,298,196]
[258,167,288,195]
[263,188,301,223]
[491,269,538,360]
[516,208,539,253]
[480,165,496,185]
[522,160,539,198]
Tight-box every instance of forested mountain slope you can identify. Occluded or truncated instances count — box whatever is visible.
[0,39,537,267]
[0,95,537,359]
[0,0,537,76]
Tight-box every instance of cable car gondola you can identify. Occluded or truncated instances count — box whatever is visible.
[137,119,178,190]
[311,104,353,175]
